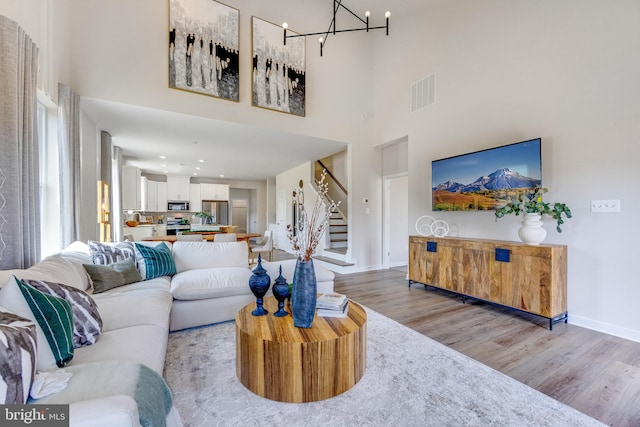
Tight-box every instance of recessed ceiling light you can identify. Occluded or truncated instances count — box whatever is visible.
[219,174,225,178]
[163,170,169,174]
[198,159,205,163]
[159,155,166,159]
[195,167,201,170]
[192,172,198,176]
[161,164,168,167]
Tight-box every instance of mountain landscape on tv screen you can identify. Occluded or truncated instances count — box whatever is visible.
[432,168,541,211]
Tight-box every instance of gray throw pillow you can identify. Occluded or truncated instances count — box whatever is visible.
[22,279,103,348]
[83,257,143,294]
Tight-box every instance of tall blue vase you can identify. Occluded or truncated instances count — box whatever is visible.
[291,259,317,328]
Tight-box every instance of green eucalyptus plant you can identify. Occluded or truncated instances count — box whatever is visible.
[494,187,572,233]
[195,211,213,224]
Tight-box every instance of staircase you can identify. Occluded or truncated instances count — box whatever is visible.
[313,158,352,267]
[328,210,347,255]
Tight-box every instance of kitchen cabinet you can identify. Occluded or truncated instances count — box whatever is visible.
[190,184,202,212]
[140,179,167,212]
[147,180,159,211]
[200,183,229,201]
[157,182,168,211]
[166,175,190,201]
[122,166,141,210]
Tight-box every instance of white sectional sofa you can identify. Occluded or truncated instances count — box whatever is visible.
[0,239,334,427]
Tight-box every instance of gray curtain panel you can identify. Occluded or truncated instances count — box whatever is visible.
[0,16,41,269]
[58,83,82,248]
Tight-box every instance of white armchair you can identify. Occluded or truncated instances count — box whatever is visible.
[250,230,273,262]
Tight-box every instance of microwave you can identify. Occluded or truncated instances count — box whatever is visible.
[167,202,190,211]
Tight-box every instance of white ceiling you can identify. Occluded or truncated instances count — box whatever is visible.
[82,97,347,181]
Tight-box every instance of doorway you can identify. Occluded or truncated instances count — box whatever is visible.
[383,174,409,269]
[231,199,248,233]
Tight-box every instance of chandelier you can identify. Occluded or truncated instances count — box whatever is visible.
[283,0,390,56]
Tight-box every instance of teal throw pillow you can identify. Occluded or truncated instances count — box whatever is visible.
[83,257,143,293]
[134,243,176,280]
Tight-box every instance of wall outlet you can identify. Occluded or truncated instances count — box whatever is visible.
[591,200,621,212]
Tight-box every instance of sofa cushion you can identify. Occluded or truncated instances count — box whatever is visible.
[22,279,103,348]
[0,277,74,370]
[170,267,253,300]
[0,309,37,404]
[0,256,87,292]
[83,257,143,294]
[171,241,248,272]
[72,325,168,374]
[134,243,176,280]
[88,240,136,265]
[93,288,172,331]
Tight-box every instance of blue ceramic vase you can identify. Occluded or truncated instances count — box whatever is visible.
[272,265,289,317]
[248,254,270,316]
[291,259,317,328]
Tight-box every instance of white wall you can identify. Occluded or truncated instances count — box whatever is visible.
[66,0,374,145]
[371,0,640,341]
[0,0,71,102]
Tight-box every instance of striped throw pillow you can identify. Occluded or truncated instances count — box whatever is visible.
[0,309,37,404]
[22,279,103,348]
[88,240,136,265]
[0,277,74,371]
[134,242,177,280]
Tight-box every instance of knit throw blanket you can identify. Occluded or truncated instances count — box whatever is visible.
[30,361,175,427]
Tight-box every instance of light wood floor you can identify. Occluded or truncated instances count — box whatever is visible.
[330,267,640,427]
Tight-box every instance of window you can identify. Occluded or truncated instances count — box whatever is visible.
[36,95,61,257]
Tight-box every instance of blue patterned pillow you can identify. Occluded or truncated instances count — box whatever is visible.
[134,243,176,280]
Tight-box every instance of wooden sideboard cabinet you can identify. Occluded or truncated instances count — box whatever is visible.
[408,236,568,329]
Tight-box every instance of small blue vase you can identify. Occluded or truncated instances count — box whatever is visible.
[248,254,270,316]
[291,259,317,328]
[272,265,289,317]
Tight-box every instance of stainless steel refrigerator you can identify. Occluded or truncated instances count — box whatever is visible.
[201,201,229,225]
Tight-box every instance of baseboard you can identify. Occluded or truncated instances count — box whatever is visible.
[569,314,640,343]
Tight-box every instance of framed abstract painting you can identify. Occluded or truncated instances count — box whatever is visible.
[169,0,239,101]
[251,16,306,116]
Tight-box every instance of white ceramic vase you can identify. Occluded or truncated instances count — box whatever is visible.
[517,213,547,245]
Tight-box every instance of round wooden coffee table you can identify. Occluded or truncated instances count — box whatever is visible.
[236,296,367,402]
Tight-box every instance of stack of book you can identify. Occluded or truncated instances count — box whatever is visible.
[316,293,349,318]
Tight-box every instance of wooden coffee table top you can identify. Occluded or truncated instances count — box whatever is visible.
[236,296,367,402]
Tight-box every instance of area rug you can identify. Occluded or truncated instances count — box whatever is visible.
[163,307,604,427]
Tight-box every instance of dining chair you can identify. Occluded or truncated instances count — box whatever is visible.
[177,233,204,241]
[214,233,237,242]
[250,230,273,262]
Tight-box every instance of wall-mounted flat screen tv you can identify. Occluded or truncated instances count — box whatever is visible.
[432,138,542,211]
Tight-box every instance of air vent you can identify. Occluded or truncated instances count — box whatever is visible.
[410,73,436,113]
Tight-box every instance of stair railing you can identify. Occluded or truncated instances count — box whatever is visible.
[315,160,348,221]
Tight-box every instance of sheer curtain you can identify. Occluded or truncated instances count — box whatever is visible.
[0,16,40,269]
[58,83,81,248]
